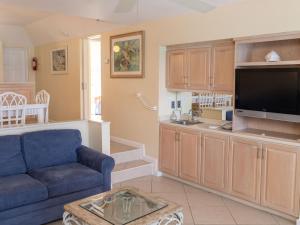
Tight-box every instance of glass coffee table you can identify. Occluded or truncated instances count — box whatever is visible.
[63,187,183,225]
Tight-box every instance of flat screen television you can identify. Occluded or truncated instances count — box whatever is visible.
[235,67,300,123]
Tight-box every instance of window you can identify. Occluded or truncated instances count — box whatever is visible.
[3,47,28,82]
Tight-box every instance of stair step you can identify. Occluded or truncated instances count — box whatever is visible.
[110,141,136,154]
[112,160,153,183]
[111,148,144,164]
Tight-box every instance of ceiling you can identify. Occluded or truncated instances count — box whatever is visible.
[0,0,241,26]
[0,0,243,45]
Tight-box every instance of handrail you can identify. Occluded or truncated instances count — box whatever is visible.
[135,92,158,111]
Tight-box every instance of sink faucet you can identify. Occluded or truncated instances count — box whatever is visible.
[189,109,195,121]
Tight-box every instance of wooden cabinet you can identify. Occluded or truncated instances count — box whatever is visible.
[166,49,186,89]
[159,125,178,176]
[211,43,235,92]
[159,125,201,183]
[187,47,211,90]
[201,132,229,192]
[166,41,234,92]
[159,123,300,217]
[229,137,262,203]
[261,143,300,216]
[179,129,201,183]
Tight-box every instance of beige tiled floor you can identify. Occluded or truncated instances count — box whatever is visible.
[47,176,296,225]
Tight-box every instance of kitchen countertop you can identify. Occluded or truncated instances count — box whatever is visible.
[160,119,300,148]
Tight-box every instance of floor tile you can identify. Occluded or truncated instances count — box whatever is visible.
[273,215,296,225]
[185,187,224,207]
[152,176,185,193]
[191,205,236,225]
[120,179,151,193]
[227,202,278,225]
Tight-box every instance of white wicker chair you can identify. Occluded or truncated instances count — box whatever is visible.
[35,90,50,123]
[0,92,27,127]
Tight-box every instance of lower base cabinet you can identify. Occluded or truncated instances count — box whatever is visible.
[179,129,201,183]
[201,133,229,192]
[159,125,178,176]
[159,124,300,217]
[261,143,300,216]
[229,138,262,203]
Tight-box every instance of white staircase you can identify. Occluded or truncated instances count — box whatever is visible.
[110,138,156,184]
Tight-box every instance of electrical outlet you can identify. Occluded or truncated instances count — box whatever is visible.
[177,100,181,109]
[171,101,175,109]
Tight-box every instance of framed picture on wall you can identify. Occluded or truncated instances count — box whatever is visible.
[110,31,144,78]
[50,47,68,74]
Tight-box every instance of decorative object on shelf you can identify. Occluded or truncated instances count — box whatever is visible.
[50,47,68,74]
[265,50,281,62]
[110,31,144,78]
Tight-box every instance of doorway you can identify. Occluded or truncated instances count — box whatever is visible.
[82,35,101,121]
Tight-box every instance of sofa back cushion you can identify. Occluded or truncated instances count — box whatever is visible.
[21,129,82,171]
[0,135,27,177]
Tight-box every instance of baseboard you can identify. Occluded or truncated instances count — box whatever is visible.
[161,172,297,222]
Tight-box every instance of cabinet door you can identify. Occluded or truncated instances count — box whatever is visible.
[229,138,262,203]
[159,125,178,176]
[261,143,300,216]
[201,132,229,192]
[179,129,201,183]
[211,43,234,93]
[187,47,211,90]
[166,49,187,89]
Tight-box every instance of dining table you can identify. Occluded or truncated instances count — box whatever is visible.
[1,103,48,123]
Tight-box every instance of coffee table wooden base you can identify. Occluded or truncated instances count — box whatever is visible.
[63,211,184,225]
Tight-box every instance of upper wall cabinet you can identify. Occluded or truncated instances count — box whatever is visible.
[166,40,234,93]
[211,43,235,92]
[166,49,187,89]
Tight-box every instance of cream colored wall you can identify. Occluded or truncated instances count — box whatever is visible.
[101,0,300,158]
[35,38,82,122]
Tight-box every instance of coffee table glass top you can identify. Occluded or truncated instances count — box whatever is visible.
[80,189,168,225]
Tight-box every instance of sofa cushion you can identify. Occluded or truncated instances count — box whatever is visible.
[29,163,103,198]
[21,129,82,170]
[0,135,27,177]
[0,174,48,211]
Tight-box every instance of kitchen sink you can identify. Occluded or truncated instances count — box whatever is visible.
[171,120,203,126]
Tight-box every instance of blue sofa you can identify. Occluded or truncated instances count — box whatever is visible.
[0,129,115,225]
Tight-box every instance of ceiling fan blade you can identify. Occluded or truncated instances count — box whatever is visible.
[114,0,138,13]
[171,0,215,12]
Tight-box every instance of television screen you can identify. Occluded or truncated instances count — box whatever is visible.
[235,68,300,115]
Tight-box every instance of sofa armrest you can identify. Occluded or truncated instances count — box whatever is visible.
[77,146,115,191]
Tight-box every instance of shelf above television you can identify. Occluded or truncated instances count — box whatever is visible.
[236,60,300,67]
